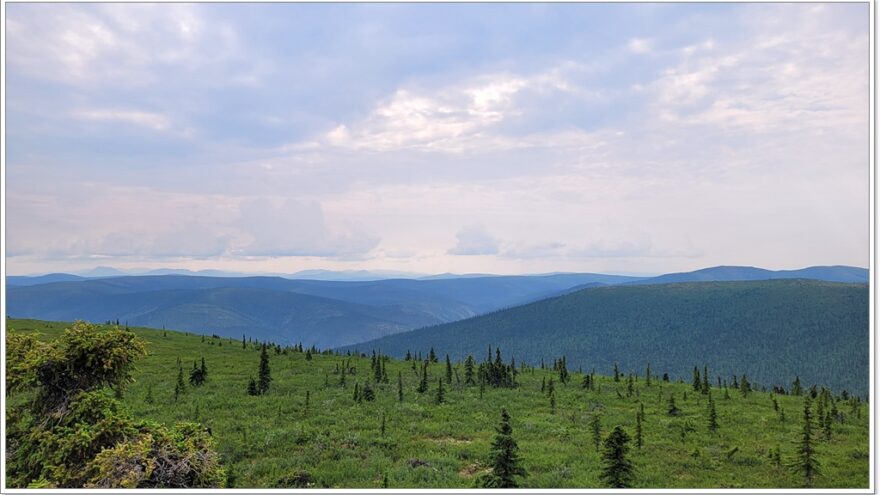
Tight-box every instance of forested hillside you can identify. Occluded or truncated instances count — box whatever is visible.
[343,280,869,395]
[6,319,868,488]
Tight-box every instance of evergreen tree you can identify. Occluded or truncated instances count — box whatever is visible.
[353,382,361,402]
[707,393,718,433]
[428,347,437,363]
[600,426,635,488]
[613,362,620,382]
[398,371,404,402]
[635,410,643,449]
[667,395,679,416]
[340,366,347,387]
[823,409,832,441]
[626,374,634,397]
[789,398,820,487]
[701,365,709,394]
[247,377,258,396]
[435,379,445,404]
[481,409,527,488]
[174,365,185,401]
[362,383,375,402]
[541,377,546,393]
[549,391,556,414]
[692,366,701,392]
[381,412,386,436]
[590,414,602,452]
[581,374,592,390]
[645,364,651,387]
[739,374,751,397]
[374,353,383,383]
[257,344,272,394]
[417,362,429,393]
[242,334,246,349]
[792,376,802,396]
[464,355,476,385]
[305,390,310,415]
[445,355,453,384]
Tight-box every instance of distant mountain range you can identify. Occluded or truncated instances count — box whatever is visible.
[629,265,868,284]
[5,265,868,353]
[5,273,631,347]
[341,279,869,395]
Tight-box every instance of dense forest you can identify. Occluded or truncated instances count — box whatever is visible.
[5,318,869,488]
[343,280,869,396]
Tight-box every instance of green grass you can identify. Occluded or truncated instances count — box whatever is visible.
[7,318,870,488]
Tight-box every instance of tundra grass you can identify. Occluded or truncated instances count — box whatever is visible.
[6,318,870,488]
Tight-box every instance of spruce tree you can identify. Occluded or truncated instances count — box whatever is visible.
[381,412,386,436]
[549,391,556,414]
[599,426,635,488]
[701,365,709,394]
[435,379,445,404]
[667,395,679,416]
[174,365,185,401]
[635,410,643,449]
[590,413,602,452]
[428,347,437,363]
[353,382,361,402]
[645,364,651,387]
[481,409,527,488]
[613,362,620,382]
[792,376,802,396]
[247,377,258,396]
[257,344,272,394]
[445,355,453,384]
[398,371,404,402]
[707,393,718,432]
[305,390,310,415]
[740,374,751,397]
[789,398,819,487]
[464,355,476,385]
[362,383,375,402]
[417,362,429,393]
[692,366,701,392]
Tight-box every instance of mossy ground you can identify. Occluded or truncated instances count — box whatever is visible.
[7,318,869,488]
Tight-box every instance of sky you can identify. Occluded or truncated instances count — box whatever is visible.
[4,3,870,276]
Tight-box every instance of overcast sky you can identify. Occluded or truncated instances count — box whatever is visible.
[5,3,870,276]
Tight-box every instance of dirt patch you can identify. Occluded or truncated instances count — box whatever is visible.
[422,436,472,445]
[458,463,490,477]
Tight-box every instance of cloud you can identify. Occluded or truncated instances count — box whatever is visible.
[72,108,172,131]
[309,66,591,153]
[235,198,380,258]
[448,225,500,256]
[627,38,652,54]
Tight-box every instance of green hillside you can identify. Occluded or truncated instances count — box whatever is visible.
[343,280,869,396]
[6,318,869,488]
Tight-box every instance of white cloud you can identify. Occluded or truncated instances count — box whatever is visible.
[72,108,172,131]
[627,37,652,54]
[448,224,500,256]
[308,67,590,153]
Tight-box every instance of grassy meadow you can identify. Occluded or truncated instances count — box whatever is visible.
[6,318,870,488]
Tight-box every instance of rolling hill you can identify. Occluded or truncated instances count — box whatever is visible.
[630,265,868,285]
[5,273,626,347]
[341,280,869,395]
